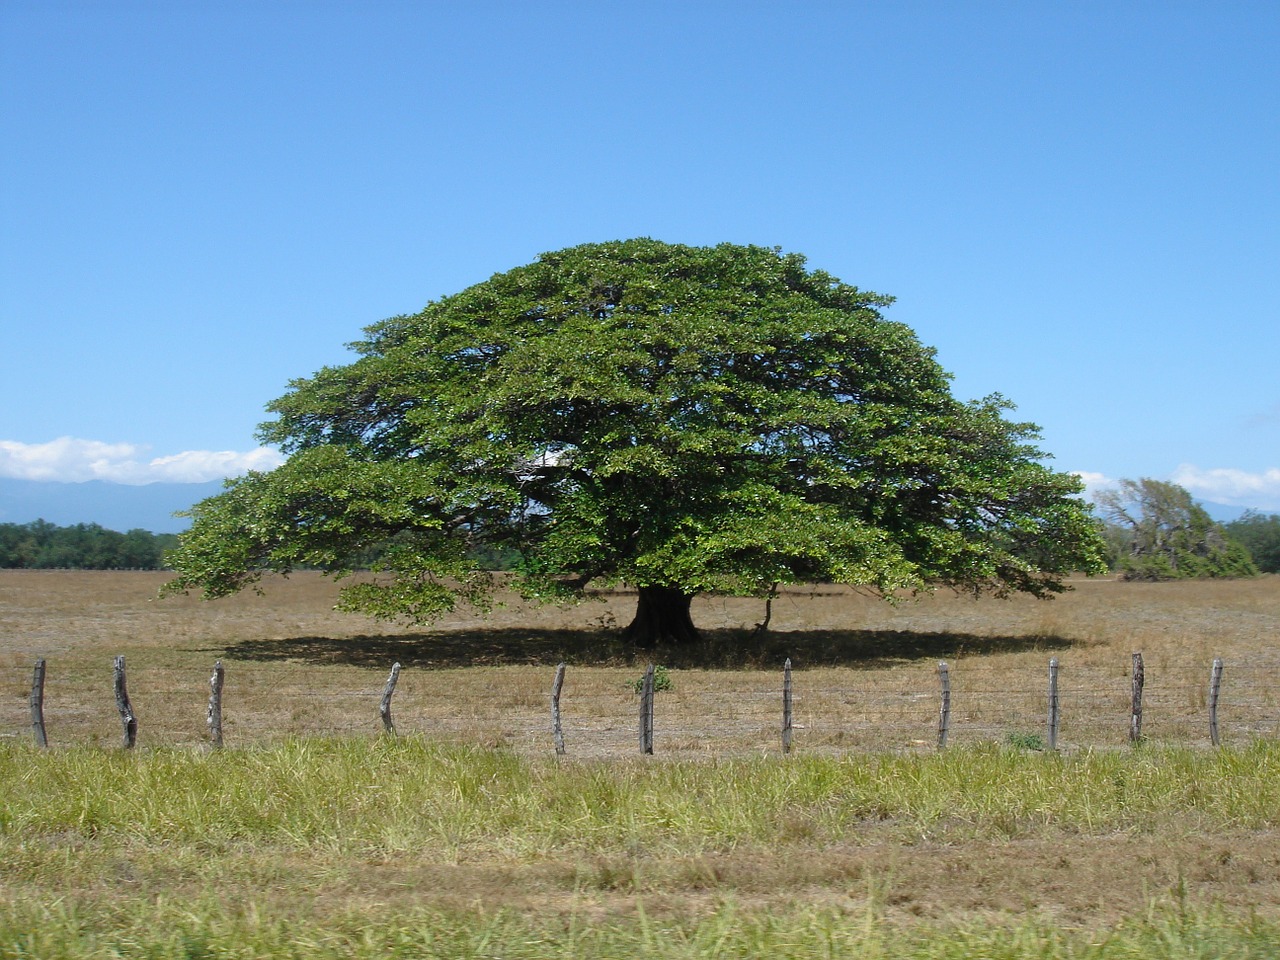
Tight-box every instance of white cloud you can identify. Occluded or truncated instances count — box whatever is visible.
[1071,470,1120,501]
[1170,464,1280,511]
[0,437,285,485]
[145,447,285,483]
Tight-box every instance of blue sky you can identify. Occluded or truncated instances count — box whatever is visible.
[2,1,1278,510]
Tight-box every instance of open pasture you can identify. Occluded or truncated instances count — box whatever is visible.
[2,571,1280,957]
[2,571,1279,754]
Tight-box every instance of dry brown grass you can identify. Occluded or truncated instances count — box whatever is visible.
[3,571,1278,755]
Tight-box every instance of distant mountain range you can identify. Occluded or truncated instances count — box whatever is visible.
[1201,502,1253,523]
[0,478,225,533]
[0,476,1262,536]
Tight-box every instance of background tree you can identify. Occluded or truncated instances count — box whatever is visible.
[0,521,175,569]
[1095,478,1257,580]
[1224,511,1280,573]
[164,239,1107,644]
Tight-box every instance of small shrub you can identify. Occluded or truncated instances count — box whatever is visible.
[630,665,672,694]
[1005,731,1046,751]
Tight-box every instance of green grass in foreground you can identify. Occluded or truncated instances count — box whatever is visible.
[2,740,1279,958]
[1,898,1278,960]
[3,738,1278,854]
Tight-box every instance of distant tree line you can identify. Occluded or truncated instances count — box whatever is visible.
[0,521,179,570]
[1223,511,1280,574]
[0,520,513,573]
[1095,478,1278,579]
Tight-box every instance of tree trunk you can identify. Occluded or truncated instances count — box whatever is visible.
[622,585,701,646]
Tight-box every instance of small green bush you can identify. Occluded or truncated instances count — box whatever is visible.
[630,664,672,694]
[1005,731,1046,751]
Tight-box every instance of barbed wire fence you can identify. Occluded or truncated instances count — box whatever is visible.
[4,650,1277,757]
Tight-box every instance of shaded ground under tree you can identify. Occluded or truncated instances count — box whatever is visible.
[217,625,1076,671]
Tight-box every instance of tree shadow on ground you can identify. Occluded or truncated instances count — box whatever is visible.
[219,627,1076,671]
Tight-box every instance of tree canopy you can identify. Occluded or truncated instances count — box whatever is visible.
[0,520,176,569]
[1224,511,1280,574]
[1095,478,1257,580]
[163,239,1107,644]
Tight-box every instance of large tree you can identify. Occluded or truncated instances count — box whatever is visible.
[1096,478,1257,580]
[164,240,1107,644]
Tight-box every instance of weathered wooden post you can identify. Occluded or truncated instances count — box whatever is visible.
[551,662,567,756]
[379,662,401,736]
[30,658,48,748]
[1208,657,1224,747]
[781,658,794,755]
[937,661,951,750]
[1046,658,1060,752]
[1129,652,1144,743]
[639,663,655,755]
[113,655,137,749]
[207,660,225,748]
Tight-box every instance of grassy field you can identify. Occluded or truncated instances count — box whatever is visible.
[2,571,1280,957]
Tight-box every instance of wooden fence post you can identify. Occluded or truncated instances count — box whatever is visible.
[639,663,655,755]
[379,662,401,736]
[551,662,567,756]
[207,660,225,748]
[1129,652,1144,743]
[1046,658,1060,752]
[781,658,794,754]
[113,655,137,749]
[1208,657,1224,747]
[30,658,48,748]
[937,661,951,750]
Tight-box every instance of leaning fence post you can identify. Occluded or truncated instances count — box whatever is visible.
[1208,657,1224,747]
[113,655,137,749]
[551,662,567,756]
[781,658,794,755]
[30,658,48,748]
[207,660,225,748]
[1129,652,1144,743]
[937,661,951,750]
[1046,658,1060,752]
[639,663,655,755]
[379,662,401,736]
